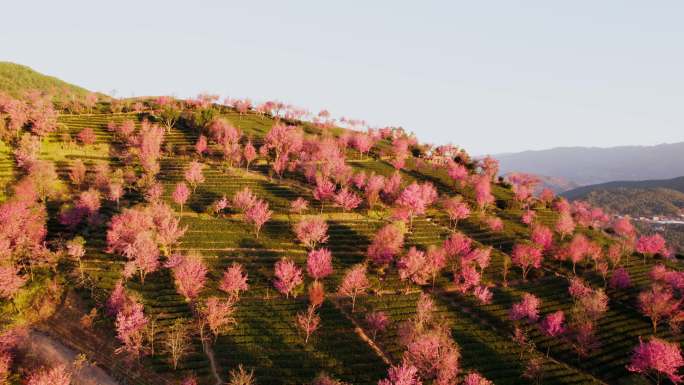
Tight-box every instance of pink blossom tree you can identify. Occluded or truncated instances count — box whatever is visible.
[244,199,272,239]
[25,365,72,385]
[638,284,681,333]
[509,293,541,323]
[627,337,683,384]
[463,372,493,385]
[261,123,303,178]
[167,253,208,303]
[184,161,205,192]
[273,258,303,298]
[77,127,97,146]
[338,264,370,312]
[334,188,362,212]
[636,234,668,264]
[306,248,333,281]
[610,267,632,289]
[473,176,494,211]
[531,224,554,252]
[395,182,438,229]
[172,182,190,214]
[290,197,309,216]
[243,140,257,170]
[136,120,164,177]
[511,243,543,281]
[203,296,237,341]
[447,161,468,188]
[441,196,470,229]
[365,311,389,340]
[398,246,430,288]
[296,304,321,344]
[613,217,636,240]
[378,361,422,385]
[195,135,208,157]
[556,212,576,240]
[219,262,249,300]
[115,299,148,358]
[367,223,405,267]
[0,265,27,304]
[68,159,86,189]
[364,174,385,209]
[294,216,329,249]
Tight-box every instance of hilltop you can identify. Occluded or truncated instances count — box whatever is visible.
[0,61,91,98]
[0,66,682,385]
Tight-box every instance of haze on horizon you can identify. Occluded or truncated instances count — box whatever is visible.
[2,0,683,154]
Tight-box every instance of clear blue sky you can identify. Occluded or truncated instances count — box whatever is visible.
[2,1,683,154]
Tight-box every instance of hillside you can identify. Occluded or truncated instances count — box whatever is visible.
[0,61,90,98]
[496,143,684,188]
[1,69,683,385]
[564,187,684,218]
[563,176,684,201]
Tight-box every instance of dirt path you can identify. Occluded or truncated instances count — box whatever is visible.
[19,330,120,385]
[202,340,223,385]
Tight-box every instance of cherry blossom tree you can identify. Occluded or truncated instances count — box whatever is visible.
[378,361,422,385]
[25,365,72,385]
[441,196,470,229]
[510,293,540,323]
[540,310,566,340]
[636,234,668,264]
[447,161,468,188]
[396,182,438,229]
[294,216,329,249]
[511,243,543,281]
[69,159,87,188]
[232,187,257,213]
[136,120,164,177]
[77,127,97,146]
[463,372,493,385]
[531,224,554,252]
[244,199,272,239]
[334,188,362,212]
[425,245,447,288]
[613,217,636,240]
[195,135,208,157]
[296,304,321,344]
[443,232,472,261]
[398,246,430,288]
[306,248,333,281]
[243,140,257,170]
[273,258,303,298]
[172,182,190,214]
[638,284,681,333]
[473,176,494,211]
[338,264,370,312]
[364,174,385,209]
[203,296,237,341]
[219,262,249,300]
[115,299,148,358]
[290,197,309,215]
[556,212,576,240]
[610,267,632,289]
[313,177,336,211]
[367,222,405,266]
[0,265,27,303]
[627,337,683,385]
[184,161,205,192]
[167,253,208,303]
[261,123,303,178]
[366,311,389,340]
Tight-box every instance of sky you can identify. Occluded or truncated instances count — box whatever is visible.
[2,0,683,155]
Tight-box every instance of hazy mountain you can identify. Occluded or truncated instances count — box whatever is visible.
[562,176,684,200]
[496,143,684,188]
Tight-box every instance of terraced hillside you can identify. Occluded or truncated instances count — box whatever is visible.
[1,93,682,385]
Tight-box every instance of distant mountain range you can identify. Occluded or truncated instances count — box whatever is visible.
[495,143,684,190]
[562,176,684,201]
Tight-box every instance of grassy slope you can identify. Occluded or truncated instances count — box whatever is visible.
[0,62,90,98]
[22,105,680,385]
